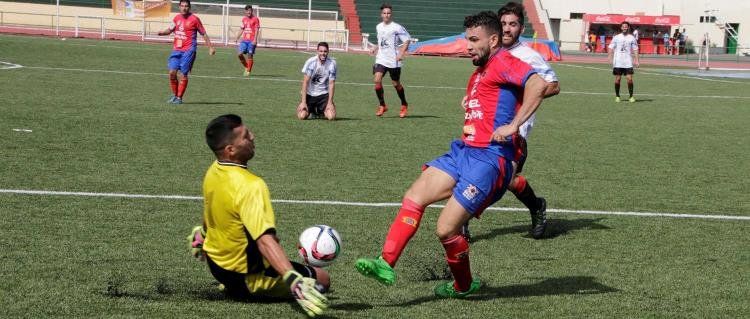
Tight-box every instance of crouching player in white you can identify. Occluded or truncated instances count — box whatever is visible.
[297,42,337,120]
[188,114,330,317]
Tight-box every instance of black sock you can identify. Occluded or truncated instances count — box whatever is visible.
[615,83,621,97]
[628,82,633,97]
[395,85,408,106]
[375,85,385,106]
[513,182,540,212]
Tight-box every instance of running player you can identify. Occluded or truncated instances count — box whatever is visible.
[235,4,260,76]
[158,0,215,104]
[297,42,337,120]
[188,114,329,317]
[355,11,547,298]
[371,3,411,118]
[608,21,639,103]
[462,2,560,240]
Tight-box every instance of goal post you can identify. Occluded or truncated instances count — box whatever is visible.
[697,32,710,71]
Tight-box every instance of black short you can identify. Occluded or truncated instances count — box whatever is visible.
[206,254,316,300]
[306,94,329,115]
[612,68,634,75]
[373,63,402,81]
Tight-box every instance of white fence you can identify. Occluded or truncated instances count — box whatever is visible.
[0,2,349,51]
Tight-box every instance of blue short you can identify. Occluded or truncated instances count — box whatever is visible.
[238,41,256,55]
[167,49,196,75]
[426,140,513,217]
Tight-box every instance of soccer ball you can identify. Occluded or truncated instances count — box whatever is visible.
[297,225,342,267]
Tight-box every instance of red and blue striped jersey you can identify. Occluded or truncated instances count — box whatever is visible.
[462,50,536,158]
[170,13,206,51]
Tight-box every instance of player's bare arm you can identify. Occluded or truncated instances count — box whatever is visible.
[157,27,173,36]
[492,74,546,142]
[298,75,310,111]
[396,40,410,61]
[633,50,640,68]
[203,34,216,55]
[257,232,295,274]
[235,26,243,43]
[327,80,336,106]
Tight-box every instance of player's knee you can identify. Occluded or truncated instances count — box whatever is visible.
[435,222,461,241]
[392,81,401,88]
[297,110,309,120]
[324,107,336,121]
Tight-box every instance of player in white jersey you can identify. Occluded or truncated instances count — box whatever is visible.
[461,2,560,240]
[297,42,337,120]
[608,21,639,103]
[370,3,411,118]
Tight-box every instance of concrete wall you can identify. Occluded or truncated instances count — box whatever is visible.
[538,0,749,54]
[0,1,343,44]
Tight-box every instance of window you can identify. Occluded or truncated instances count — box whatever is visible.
[570,13,584,19]
[700,16,717,23]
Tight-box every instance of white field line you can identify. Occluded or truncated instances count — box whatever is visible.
[12,65,750,99]
[0,61,23,69]
[556,63,750,84]
[1,189,748,221]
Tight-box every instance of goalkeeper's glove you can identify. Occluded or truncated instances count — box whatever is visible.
[283,270,328,317]
[187,226,206,261]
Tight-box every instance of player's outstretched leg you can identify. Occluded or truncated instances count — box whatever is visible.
[355,198,426,285]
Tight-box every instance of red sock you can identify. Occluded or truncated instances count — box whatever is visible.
[246,58,254,72]
[509,175,527,194]
[177,77,189,98]
[381,198,424,267]
[169,76,178,95]
[441,234,472,292]
[238,55,247,68]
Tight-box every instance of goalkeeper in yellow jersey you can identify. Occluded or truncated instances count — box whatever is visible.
[187,114,329,317]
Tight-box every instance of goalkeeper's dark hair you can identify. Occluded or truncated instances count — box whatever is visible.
[205,114,243,155]
[498,2,525,26]
[317,42,329,50]
[244,4,253,10]
[179,0,191,7]
[380,3,392,11]
[464,11,500,35]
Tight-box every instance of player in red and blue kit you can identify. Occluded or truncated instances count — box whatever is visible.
[158,0,215,104]
[355,11,547,298]
[234,4,260,76]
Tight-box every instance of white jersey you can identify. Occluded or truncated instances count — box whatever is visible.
[301,56,337,97]
[375,21,410,68]
[504,41,558,139]
[608,33,638,68]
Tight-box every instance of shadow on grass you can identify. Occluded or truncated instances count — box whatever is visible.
[471,218,611,243]
[394,276,619,306]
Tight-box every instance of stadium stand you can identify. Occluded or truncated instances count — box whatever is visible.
[354,0,535,43]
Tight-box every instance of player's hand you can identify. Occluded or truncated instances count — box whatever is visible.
[187,226,206,261]
[491,125,517,143]
[461,95,468,109]
[209,47,216,56]
[283,270,328,317]
[396,54,403,61]
[297,102,307,113]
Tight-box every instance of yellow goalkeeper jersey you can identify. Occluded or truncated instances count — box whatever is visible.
[202,160,276,274]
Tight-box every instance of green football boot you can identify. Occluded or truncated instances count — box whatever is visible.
[354,257,396,286]
[434,279,481,299]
